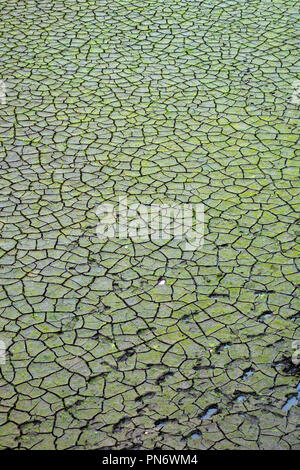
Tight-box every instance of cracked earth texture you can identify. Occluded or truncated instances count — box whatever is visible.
[0,0,299,451]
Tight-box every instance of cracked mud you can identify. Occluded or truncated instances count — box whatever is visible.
[0,0,299,450]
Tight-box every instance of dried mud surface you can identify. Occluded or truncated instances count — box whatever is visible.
[0,0,299,450]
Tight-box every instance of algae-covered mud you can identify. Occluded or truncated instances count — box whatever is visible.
[0,0,299,450]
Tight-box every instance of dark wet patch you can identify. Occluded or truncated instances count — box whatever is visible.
[280,357,300,376]
[216,342,232,354]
